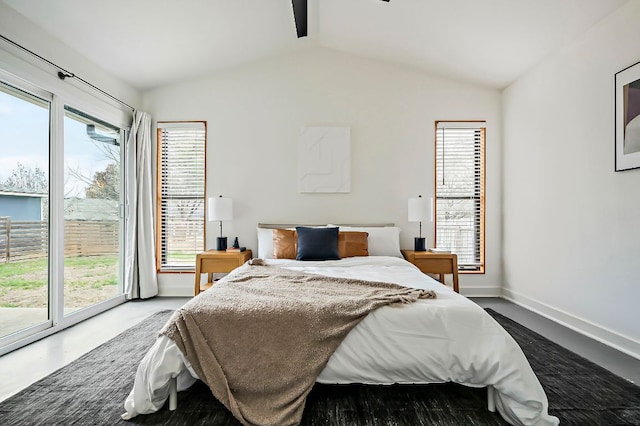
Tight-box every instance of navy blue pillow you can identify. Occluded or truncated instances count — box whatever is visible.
[295,227,340,261]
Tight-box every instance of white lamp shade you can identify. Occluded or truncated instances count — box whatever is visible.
[207,197,233,221]
[408,197,429,222]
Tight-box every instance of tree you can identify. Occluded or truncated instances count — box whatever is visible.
[1,163,48,193]
[65,140,120,200]
[85,163,120,201]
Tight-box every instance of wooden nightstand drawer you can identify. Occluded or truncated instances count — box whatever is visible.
[194,250,252,295]
[412,256,454,275]
[401,249,459,293]
[200,257,243,273]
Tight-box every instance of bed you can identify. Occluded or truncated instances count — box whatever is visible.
[122,225,559,426]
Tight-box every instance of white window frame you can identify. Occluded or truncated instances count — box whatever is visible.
[0,68,129,356]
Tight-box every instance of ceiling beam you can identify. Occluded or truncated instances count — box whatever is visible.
[292,0,307,38]
[291,0,389,39]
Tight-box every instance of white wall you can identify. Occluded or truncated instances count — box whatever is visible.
[143,48,502,297]
[502,1,640,358]
[0,2,141,115]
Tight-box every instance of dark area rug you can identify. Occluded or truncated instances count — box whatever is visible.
[0,308,639,425]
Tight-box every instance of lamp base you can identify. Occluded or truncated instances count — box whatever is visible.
[216,237,228,251]
[414,237,426,252]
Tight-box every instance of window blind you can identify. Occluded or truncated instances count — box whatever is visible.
[157,122,206,271]
[435,121,485,272]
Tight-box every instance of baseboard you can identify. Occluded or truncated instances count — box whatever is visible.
[502,288,640,361]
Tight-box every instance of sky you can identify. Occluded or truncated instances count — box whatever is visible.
[0,88,120,198]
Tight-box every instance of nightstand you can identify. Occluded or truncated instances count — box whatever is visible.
[194,249,252,295]
[401,249,459,293]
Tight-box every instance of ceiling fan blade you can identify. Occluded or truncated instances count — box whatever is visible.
[291,0,307,38]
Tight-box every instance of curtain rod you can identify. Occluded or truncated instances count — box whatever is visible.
[0,34,135,111]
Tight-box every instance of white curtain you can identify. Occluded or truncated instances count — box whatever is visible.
[124,110,158,299]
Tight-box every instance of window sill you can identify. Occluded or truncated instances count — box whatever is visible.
[157,268,195,274]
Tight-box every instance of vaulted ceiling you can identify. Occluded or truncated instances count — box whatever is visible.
[2,0,629,91]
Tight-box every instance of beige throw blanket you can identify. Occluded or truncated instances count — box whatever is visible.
[161,260,436,426]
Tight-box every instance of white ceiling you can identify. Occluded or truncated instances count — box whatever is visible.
[2,0,629,91]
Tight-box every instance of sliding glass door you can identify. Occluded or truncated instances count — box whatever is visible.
[0,81,51,340]
[0,74,126,352]
[63,106,123,316]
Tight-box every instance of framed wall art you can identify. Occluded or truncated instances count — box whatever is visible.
[298,126,351,193]
[615,61,640,171]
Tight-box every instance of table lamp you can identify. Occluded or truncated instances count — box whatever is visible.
[208,195,233,251]
[408,195,429,251]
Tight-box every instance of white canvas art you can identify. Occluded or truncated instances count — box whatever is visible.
[298,127,351,193]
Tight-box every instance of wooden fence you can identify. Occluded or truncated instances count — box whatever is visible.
[0,217,118,262]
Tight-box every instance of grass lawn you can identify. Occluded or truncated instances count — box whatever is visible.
[0,255,119,308]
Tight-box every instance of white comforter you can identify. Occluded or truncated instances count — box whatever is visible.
[123,256,559,426]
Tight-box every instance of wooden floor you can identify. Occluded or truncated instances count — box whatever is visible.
[0,297,638,403]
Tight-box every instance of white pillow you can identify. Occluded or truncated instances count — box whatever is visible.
[257,227,276,259]
[331,225,402,258]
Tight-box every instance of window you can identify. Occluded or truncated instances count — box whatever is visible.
[434,121,485,272]
[156,121,206,271]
